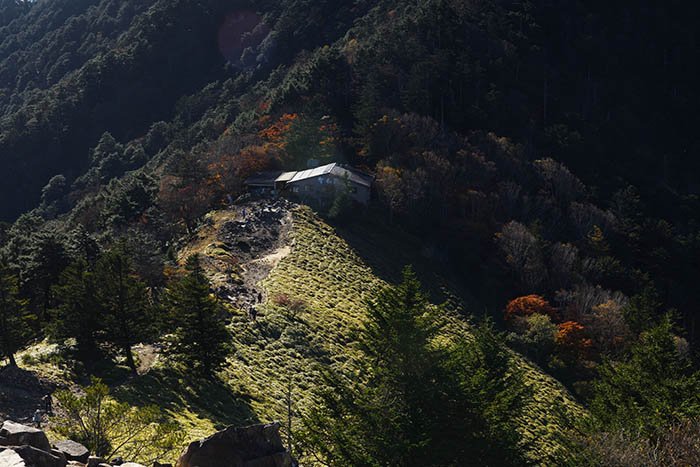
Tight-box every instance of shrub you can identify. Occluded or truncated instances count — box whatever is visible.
[53,379,184,463]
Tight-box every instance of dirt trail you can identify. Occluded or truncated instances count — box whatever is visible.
[186,197,295,311]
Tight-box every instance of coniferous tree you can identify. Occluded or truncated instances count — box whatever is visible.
[590,315,700,435]
[165,255,230,375]
[51,260,101,364]
[22,232,70,322]
[301,267,526,466]
[0,261,31,367]
[94,248,153,374]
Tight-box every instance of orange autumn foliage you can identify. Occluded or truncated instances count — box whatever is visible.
[258,113,299,149]
[505,295,556,321]
[555,321,592,359]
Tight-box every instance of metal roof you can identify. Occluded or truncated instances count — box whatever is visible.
[287,163,373,187]
[330,164,374,188]
[288,163,336,183]
[275,171,297,183]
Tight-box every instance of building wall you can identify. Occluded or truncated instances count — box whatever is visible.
[287,175,370,205]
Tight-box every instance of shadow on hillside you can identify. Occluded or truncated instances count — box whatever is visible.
[330,209,479,311]
[112,366,259,431]
[0,365,55,423]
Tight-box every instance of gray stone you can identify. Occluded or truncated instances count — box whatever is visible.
[0,449,25,467]
[120,463,147,467]
[53,441,89,464]
[5,445,66,467]
[177,422,292,467]
[0,421,51,452]
[50,450,67,465]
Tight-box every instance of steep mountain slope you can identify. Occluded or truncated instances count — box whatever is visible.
[2,0,699,334]
[16,201,584,464]
[2,2,700,464]
[189,202,585,463]
[257,205,586,464]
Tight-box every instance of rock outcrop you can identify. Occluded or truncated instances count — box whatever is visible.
[0,445,67,467]
[0,420,164,467]
[0,449,25,467]
[176,423,293,467]
[0,421,51,452]
[53,441,89,464]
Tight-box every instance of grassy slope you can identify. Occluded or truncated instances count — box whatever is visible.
[235,206,587,464]
[19,205,586,464]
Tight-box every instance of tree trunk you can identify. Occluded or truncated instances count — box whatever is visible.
[8,352,17,367]
[125,346,137,375]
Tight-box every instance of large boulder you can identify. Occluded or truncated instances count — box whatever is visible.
[176,423,292,467]
[0,421,51,452]
[0,446,66,467]
[52,441,89,464]
[0,449,25,467]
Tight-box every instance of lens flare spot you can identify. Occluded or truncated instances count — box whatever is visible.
[218,10,268,64]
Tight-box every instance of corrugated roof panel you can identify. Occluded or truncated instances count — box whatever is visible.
[288,163,336,183]
[275,171,297,183]
[330,165,373,187]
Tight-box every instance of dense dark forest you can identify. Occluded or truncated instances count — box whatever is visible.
[2,0,700,465]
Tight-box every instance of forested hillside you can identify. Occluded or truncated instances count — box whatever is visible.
[2,0,700,465]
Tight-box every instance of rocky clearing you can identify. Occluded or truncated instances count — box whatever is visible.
[180,197,295,312]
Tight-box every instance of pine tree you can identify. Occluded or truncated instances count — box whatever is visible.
[0,261,31,367]
[22,232,70,322]
[590,315,700,435]
[94,248,153,374]
[165,255,230,375]
[301,267,526,466]
[51,260,101,364]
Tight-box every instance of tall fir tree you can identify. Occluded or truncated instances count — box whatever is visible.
[165,255,230,375]
[94,248,153,374]
[590,315,700,435]
[301,267,526,466]
[21,232,70,323]
[50,259,101,364]
[0,261,31,367]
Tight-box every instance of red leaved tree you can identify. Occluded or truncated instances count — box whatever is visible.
[555,320,592,363]
[505,295,556,321]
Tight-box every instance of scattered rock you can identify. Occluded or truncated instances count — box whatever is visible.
[0,421,51,452]
[176,422,292,467]
[213,199,294,310]
[3,445,66,467]
[53,441,89,464]
[0,449,25,467]
[50,450,67,465]
[119,463,146,467]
